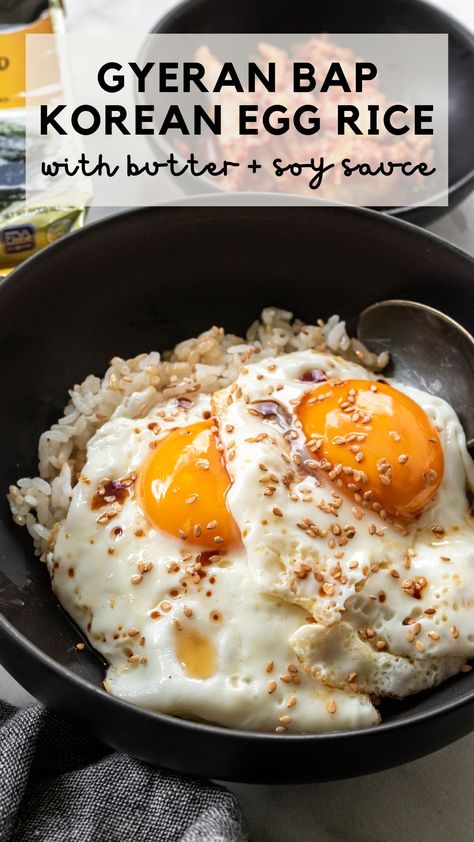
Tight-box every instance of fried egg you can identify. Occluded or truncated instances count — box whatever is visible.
[49,348,474,732]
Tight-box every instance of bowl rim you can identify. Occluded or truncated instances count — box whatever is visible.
[0,199,473,745]
[151,0,474,219]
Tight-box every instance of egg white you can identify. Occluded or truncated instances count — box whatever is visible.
[49,349,474,729]
[50,388,377,732]
[217,351,474,698]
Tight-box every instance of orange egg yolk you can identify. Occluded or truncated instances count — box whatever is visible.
[139,419,239,549]
[297,379,444,519]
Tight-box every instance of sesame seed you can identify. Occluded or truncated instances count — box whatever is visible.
[138,561,153,574]
[75,642,85,651]
[428,631,440,640]
[166,559,184,573]
[327,701,337,714]
[398,454,409,464]
[415,640,425,653]
[275,726,287,734]
[186,494,199,505]
[96,509,119,525]
[131,574,143,585]
[183,605,193,617]
[279,715,291,725]
[287,695,297,708]
[461,664,472,673]
[267,680,277,694]
[193,523,202,538]
[272,507,283,517]
[265,660,274,673]
[451,625,459,639]
[128,654,140,665]
[173,618,182,631]
[213,535,224,544]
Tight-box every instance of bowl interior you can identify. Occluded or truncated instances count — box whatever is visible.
[0,204,473,778]
[154,0,474,223]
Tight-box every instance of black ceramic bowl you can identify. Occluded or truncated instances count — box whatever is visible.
[153,0,474,225]
[0,202,473,783]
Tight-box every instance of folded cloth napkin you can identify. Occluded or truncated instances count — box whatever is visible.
[0,701,247,842]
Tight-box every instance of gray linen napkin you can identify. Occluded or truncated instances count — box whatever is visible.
[0,701,247,842]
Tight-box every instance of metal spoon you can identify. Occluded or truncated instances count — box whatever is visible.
[357,300,474,453]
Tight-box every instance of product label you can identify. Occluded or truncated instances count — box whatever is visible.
[1,223,36,253]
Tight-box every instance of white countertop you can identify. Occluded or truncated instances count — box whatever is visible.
[1,2,473,839]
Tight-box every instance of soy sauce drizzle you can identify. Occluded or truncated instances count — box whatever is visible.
[91,472,137,511]
[300,369,327,383]
[251,400,293,430]
[251,400,321,486]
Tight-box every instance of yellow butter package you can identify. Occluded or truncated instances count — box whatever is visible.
[0,1,85,274]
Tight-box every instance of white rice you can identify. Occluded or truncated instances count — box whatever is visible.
[8,308,388,558]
